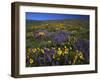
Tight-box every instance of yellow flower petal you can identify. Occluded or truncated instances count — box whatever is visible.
[32,48,37,53]
[48,40,52,43]
[37,48,40,51]
[41,49,44,54]
[29,58,34,64]
[57,50,62,55]
[78,52,84,60]
[38,32,45,36]
[64,46,67,48]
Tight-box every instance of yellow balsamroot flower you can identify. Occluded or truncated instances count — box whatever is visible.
[61,52,65,56]
[29,58,34,64]
[47,40,52,43]
[37,48,40,51]
[64,46,67,48]
[58,48,61,50]
[73,51,84,64]
[64,47,69,55]
[38,32,45,36]
[64,49,68,54]
[41,49,45,54]
[78,51,84,60]
[32,48,37,53]
[57,48,62,56]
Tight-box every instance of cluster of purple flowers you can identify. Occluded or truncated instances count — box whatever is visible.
[53,31,70,45]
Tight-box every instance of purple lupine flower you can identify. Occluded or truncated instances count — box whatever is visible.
[55,61,59,65]
[53,30,70,44]
[37,56,45,65]
[44,48,50,54]
[37,57,41,64]
[50,48,56,55]
[26,57,30,65]
[44,54,52,63]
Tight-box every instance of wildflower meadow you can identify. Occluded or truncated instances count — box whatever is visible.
[26,12,89,67]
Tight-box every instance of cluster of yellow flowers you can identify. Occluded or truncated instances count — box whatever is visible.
[72,50,84,64]
[38,32,45,36]
[27,46,69,56]
[29,23,66,31]
[57,46,69,56]
[27,46,85,65]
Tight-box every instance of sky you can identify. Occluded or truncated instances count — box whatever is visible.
[26,12,89,21]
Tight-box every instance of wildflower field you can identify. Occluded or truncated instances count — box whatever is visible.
[26,13,89,67]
